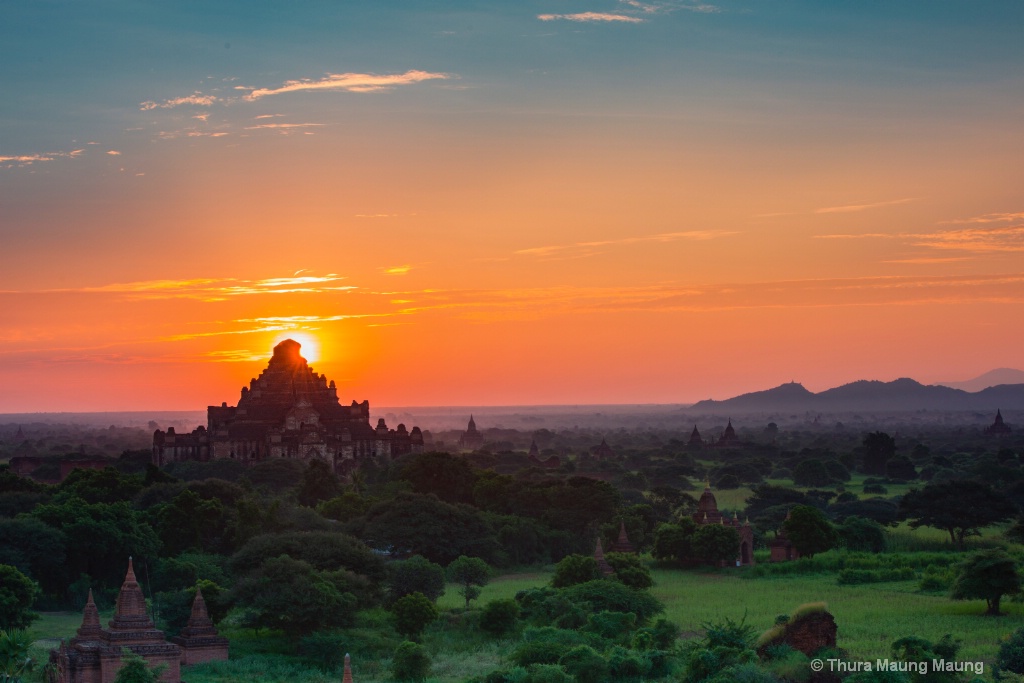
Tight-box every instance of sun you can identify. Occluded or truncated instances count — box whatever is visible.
[272,331,320,364]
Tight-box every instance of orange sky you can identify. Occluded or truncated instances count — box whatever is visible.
[1,3,1023,411]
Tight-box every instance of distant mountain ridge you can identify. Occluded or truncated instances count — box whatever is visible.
[691,377,1024,413]
[939,368,1024,393]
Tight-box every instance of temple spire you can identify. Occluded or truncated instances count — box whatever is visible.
[343,653,354,683]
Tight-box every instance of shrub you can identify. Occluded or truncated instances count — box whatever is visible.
[561,580,664,624]
[480,599,521,637]
[391,592,438,640]
[387,555,446,603]
[997,627,1024,676]
[525,664,572,683]
[607,645,648,679]
[583,610,636,644]
[392,641,431,682]
[837,567,915,585]
[551,554,600,588]
[863,483,888,494]
[604,552,653,589]
[558,645,608,683]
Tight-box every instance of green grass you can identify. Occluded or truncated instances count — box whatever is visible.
[650,567,1020,666]
[437,571,553,610]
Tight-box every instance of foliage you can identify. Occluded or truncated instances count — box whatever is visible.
[0,566,39,631]
[296,459,342,508]
[232,555,358,636]
[950,548,1021,615]
[387,555,445,603]
[316,492,375,523]
[0,629,34,681]
[862,432,896,475]
[561,580,664,624]
[558,645,607,683]
[0,517,67,597]
[605,552,653,589]
[582,610,636,645]
[353,492,500,565]
[392,640,431,682]
[54,467,143,505]
[836,516,886,552]
[899,480,1017,549]
[837,567,915,585]
[230,531,386,584]
[401,452,479,505]
[996,627,1024,677]
[691,524,740,566]
[652,520,696,563]
[391,592,439,640]
[29,499,160,590]
[154,488,227,556]
[783,505,839,558]
[447,555,490,609]
[890,634,962,683]
[551,555,600,588]
[113,651,165,683]
[792,459,832,487]
[479,599,520,637]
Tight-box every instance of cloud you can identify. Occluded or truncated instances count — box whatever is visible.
[814,197,918,214]
[813,233,896,240]
[37,274,356,301]
[538,12,644,23]
[106,150,121,156]
[905,225,1024,253]
[0,148,84,168]
[942,211,1024,225]
[384,265,412,275]
[139,91,218,110]
[243,123,324,130]
[515,230,736,258]
[245,70,450,99]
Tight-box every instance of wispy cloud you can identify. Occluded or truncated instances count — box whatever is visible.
[45,274,355,301]
[538,12,644,23]
[139,92,217,111]
[814,197,918,214]
[0,148,84,168]
[515,230,736,258]
[243,123,324,130]
[813,233,896,240]
[384,265,412,275]
[942,211,1024,225]
[906,225,1024,253]
[245,70,451,99]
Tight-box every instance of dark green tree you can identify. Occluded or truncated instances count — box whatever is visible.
[862,432,896,475]
[155,489,226,556]
[0,565,39,630]
[885,455,917,481]
[899,480,1016,549]
[401,452,479,505]
[387,555,445,603]
[392,640,431,682]
[551,554,600,588]
[316,491,375,522]
[651,520,696,563]
[950,549,1021,615]
[792,460,832,487]
[447,555,490,609]
[480,598,521,637]
[54,467,143,505]
[604,552,653,589]
[295,459,341,508]
[691,524,740,566]
[391,592,439,640]
[835,516,886,553]
[783,505,838,558]
[0,517,68,596]
[232,555,358,636]
[0,628,35,682]
[230,531,385,583]
[112,651,164,683]
[996,627,1024,676]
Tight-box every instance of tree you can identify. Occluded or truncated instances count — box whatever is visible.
[899,480,1017,549]
[447,556,490,609]
[836,516,886,553]
[996,627,1024,676]
[885,455,917,481]
[295,459,341,508]
[950,549,1021,615]
[480,598,521,637]
[604,552,653,589]
[316,491,374,522]
[691,524,739,566]
[113,651,164,683]
[401,452,479,505]
[0,565,40,631]
[387,555,445,603]
[391,592,438,640]
[392,641,431,682]
[783,505,838,558]
[230,531,385,584]
[551,555,600,588]
[232,556,358,636]
[651,520,696,563]
[862,432,896,475]
[792,460,832,487]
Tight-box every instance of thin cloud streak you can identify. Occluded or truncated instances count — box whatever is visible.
[537,12,644,23]
[515,230,736,258]
[245,70,451,99]
[815,197,917,214]
[139,92,217,110]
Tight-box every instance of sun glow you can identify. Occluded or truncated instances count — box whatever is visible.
[273,331,320,364]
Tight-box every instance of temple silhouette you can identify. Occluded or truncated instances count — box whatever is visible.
[152,339,423,476]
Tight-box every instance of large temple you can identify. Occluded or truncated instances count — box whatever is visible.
[152,339,423,475]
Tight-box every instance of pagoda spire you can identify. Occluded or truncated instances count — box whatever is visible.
[343,653,354,683]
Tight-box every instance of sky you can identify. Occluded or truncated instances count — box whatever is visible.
[1,1,1023,412]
